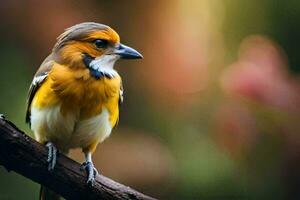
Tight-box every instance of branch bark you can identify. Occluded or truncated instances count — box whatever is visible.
[0,116,156,200]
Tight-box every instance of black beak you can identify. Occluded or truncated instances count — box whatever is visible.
[114,43,143,59]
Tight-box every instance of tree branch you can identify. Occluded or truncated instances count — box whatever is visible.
[0,115,156,200]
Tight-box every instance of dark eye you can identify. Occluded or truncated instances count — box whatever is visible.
[93,39,108,49]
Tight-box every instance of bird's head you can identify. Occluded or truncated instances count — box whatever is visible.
[52,22,142,78]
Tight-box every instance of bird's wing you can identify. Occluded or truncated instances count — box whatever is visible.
[113,81,124,129]
[119,80,124,106]
[25,54,54,125]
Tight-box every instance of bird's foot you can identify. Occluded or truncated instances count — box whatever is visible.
[45,142,57,171]
[80,161,98,187]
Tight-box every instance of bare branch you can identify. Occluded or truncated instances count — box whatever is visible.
[0,116,156,200]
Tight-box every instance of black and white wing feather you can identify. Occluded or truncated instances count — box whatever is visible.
[119,81,124,106]
[25,55,54,125]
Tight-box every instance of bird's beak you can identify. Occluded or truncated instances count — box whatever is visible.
[114,43,143,59]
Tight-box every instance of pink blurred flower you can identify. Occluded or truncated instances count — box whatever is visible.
[215,35,300,157]
[221,35,300,114]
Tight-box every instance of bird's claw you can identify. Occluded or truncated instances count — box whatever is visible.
[46,142,57,171]
[80,161,98,187]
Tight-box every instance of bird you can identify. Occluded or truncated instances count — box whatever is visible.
[25,22,142,200]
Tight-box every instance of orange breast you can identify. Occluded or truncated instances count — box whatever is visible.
[32,63,121,127]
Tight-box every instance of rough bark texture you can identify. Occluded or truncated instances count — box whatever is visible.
[0,115,156,200]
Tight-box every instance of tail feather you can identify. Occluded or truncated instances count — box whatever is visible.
[39,185,61,200]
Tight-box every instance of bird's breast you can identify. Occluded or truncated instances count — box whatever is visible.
[31,63,121,150]
[32,63,121,126]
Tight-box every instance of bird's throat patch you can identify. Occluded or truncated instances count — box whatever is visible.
[83,54,118,79]
[83,54,114,79]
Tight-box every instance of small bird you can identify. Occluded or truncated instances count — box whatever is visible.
[25,22,142,199]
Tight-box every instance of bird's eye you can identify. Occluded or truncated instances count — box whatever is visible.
[93,39,108,49]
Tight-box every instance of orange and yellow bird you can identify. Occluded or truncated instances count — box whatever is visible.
[25,22,142,199]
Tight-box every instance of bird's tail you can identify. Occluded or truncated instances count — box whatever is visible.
[39,185,61,200]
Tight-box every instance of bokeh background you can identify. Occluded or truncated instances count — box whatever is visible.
[0,0,300,199]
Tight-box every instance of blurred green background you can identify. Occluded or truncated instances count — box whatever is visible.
[1,0,300,199]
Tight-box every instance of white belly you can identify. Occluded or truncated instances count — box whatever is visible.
[69,108,112,148]
[30,105,112,151]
